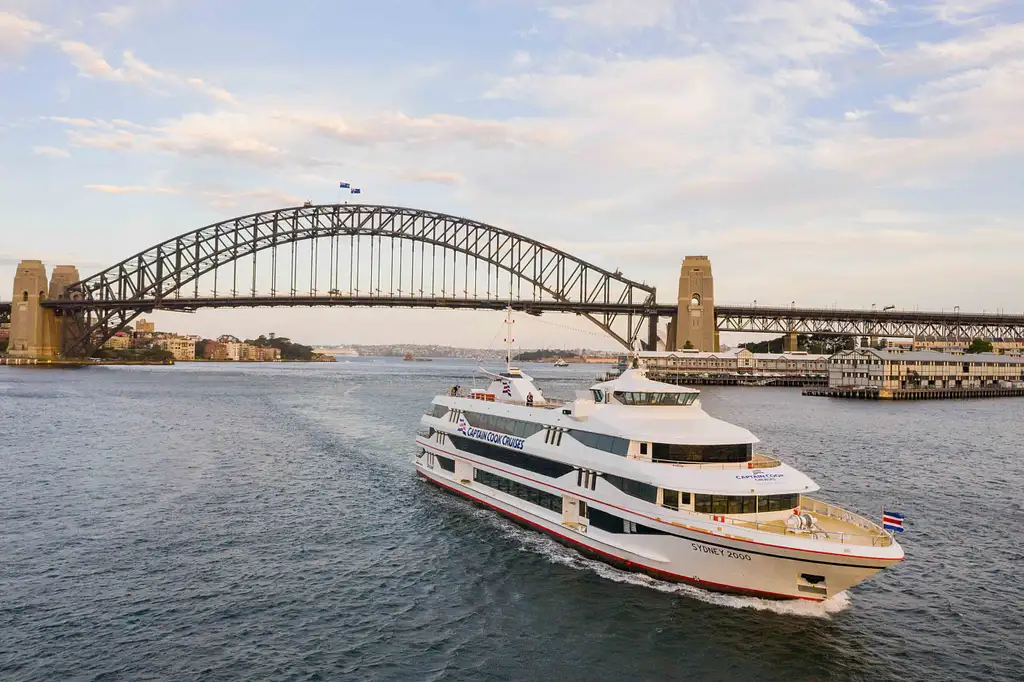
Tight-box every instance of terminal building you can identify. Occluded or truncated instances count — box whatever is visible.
[828,349,1024,391]
[640,348,829,378]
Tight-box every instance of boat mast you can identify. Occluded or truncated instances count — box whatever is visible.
[504,304,514,373]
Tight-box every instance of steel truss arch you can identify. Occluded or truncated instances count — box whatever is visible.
[58,204,657,356]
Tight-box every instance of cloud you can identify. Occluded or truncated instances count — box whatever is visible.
[892,22,1024,72]
[924,0,1006,25]
[33,145,71,157]
[546,0,675,31]
[199,188,306,209]
[58,40,236,102]
[85,184,180,195]
[399,170,465,186]
[96,5,137,27]
[0,10,47,56]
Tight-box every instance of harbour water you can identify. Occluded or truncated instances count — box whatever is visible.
[2,359,1022,681]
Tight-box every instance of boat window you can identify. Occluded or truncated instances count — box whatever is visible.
[435,454,456,473]
[614,391,697,406]
[591,389,606,403]
[474,468,562,513]
[450,434,574,479]
[589,507,669,535]
[662,489,679,510]
[652,443,752,463]
[568,430,630,456]
[604,474,658,504]
[694,493,799,515]
[430,404,450,419]
[462,411,546,439]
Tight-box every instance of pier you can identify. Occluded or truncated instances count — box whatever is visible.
[803,386,1024,400]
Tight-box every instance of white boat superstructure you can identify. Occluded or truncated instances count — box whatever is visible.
[414,314,903,601]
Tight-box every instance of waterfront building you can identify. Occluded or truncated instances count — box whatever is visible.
[102,332,131,350]
[154,336,196,361]
[135,319,155,333]
[828,349,1024,391]
[202,341,228,361]
[223,342,244,361]
[639,348,828,377]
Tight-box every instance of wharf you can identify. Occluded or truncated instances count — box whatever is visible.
[0,358,173,367]
[803,386,1024,400]
[650,373,827,388]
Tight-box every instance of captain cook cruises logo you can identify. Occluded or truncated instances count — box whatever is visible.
[456,414,524,450]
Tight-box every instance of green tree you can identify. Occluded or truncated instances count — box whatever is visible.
[683,340,694,349]
[966,338,994,353]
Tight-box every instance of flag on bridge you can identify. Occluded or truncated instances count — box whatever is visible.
[339,182,350,188]
[882,509,905,533]
[351,188,361,194]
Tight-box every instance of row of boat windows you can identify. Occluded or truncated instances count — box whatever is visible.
[439,435,799,517]
[449,434,575,479]
[473,468,668,535]
[430,408,749,464]
[433,406,631,457]
[613,391,698,406]
[462,412,546,439]
[649,443,753,464]
[473,468,562,513]
[694,493,801,514]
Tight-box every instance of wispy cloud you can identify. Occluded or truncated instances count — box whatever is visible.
[33,145,71,158]
[85,184,180,195]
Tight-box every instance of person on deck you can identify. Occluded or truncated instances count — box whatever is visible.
[526,392,534,407]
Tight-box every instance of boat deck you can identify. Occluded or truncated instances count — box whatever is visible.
[728,497,894,547]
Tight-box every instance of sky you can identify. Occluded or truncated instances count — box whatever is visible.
[2,0,1023,350]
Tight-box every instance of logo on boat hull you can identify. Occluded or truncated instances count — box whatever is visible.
[456,414,524,450]
[734,470,785,482]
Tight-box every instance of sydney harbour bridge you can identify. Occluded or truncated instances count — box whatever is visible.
[3,203,1024,358]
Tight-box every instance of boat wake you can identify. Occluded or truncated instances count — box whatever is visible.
[482,509,852,618]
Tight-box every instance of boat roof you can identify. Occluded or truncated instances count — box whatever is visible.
[592,368,699,394]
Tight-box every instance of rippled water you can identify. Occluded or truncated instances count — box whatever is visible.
[2,359,1022,681]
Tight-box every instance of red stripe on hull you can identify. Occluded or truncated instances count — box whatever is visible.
[417,470,822,602]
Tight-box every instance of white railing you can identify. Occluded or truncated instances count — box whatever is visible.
[703,497,893,547]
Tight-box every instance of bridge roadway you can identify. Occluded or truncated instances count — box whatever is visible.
[7,297,1021,340]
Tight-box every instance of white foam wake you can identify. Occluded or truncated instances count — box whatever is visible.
[481,509,852,618]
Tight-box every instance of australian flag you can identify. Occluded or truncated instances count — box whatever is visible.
[351,188,361,194]
[339,182,350,188]
[882,510,905,533]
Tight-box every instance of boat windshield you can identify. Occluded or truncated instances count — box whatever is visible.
[614,391,697,406]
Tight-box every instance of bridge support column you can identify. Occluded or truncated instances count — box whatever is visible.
[8,261,80,359]
[676,256,715,351]
[785,331,799,352]
[9,261,57,358]
[647,313,659,351]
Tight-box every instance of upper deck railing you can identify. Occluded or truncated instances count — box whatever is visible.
[705,495,894,547]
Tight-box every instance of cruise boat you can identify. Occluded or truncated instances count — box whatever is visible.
[414,316,904,601]
[554,358,569,367]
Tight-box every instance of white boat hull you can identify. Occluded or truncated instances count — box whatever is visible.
[415,450,897,601]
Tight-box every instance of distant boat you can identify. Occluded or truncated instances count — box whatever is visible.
[404,352,432,362]
[554,358,569,367]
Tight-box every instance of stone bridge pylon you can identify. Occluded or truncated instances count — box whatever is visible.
[8,260,80,359]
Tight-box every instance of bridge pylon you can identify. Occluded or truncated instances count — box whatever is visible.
[8,261,80,359]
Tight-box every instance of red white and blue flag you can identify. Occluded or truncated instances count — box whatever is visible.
[882,510,905,533]
[502,382,512,396]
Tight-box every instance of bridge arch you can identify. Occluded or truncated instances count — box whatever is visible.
[59,204,657,356]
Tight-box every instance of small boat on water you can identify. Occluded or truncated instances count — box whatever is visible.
[414,309,904,601]
[404,352,432,362]
[554,358,569,367]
